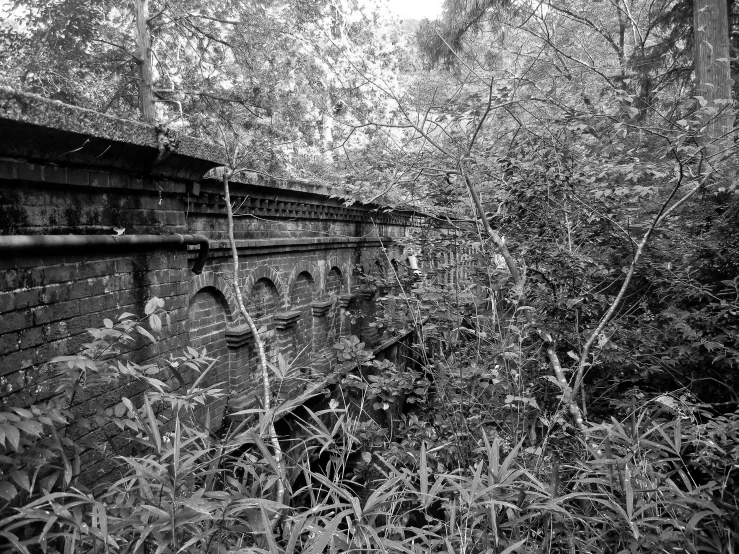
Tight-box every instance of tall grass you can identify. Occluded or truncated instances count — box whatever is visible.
[0,298,737,553]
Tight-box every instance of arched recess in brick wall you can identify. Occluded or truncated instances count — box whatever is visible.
[244,265,284,317]
[189,272,239,318]
[188,286,233,428]
[322,265,345,357]
[248,278,280,319]
[289,262,317,369]
[325,256,349,293]
[326,266,343,296]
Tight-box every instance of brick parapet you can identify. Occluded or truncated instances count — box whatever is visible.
[0,89,425,469]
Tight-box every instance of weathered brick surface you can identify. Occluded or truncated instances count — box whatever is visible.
[290,271,316,368]
[188,287,232,427]
[0,98,420,477]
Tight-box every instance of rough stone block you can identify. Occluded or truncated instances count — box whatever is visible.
[108,173,127,189]
[67,168,89,186]
[0,161,16,180]
[119,177,140,193]
[43,165,67,184]
[89,171,109,188]
[16,163,43,182]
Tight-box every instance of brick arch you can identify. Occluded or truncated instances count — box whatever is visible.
[289,267,317,368]
[243,265,285,308]
[287,260,318,299]
[247,279,280,320]
[325,266,344,297]
[188,272,237,321]
[187,286,231,428]
[324,256,350,293]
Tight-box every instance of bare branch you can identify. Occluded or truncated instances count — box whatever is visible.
[572,172,712,397]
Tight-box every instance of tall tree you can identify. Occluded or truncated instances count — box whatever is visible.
[694,0,735,176]
[134,0,156,122]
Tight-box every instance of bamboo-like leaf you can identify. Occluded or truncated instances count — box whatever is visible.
[309,510,351,554]
[96,501,110,553]
[500,537,527,554]
[259,504,279,552]
[420,440,429,505]
[142,395,162,454]
[168,365,187,388]
[0,531,30,554]
[173,416,181,473]
[625,464,634,522]
[686,509,720,534]
[50,425,74,487]
[501,438,524,479]
[284,514,308,554]
[133,524,156,553]
[190,359,218,390]
[363,475,403,514]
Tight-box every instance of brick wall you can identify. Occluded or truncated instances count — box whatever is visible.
[187,287,232,427]
[290,272,315,369]
[0,89,422,476]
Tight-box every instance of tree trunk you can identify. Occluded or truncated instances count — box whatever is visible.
[321,96,334,163]
[694,0,735,177]
[134,0,156,123]
[222,173,285,526]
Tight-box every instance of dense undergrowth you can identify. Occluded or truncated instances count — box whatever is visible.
[1,0,739,551]
[0,275,737,553]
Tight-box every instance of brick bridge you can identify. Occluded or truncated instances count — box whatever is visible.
[0,88,424,473]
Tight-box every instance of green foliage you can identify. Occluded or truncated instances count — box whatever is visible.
[2,0,739,551]
[0,0,410,179]
[0,295,736,553]
[0,299,277,553]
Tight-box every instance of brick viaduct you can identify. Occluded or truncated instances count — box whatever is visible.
[0,88,423,473]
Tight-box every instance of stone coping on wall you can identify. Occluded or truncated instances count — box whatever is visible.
[225,324,254,348]
[0,87,223,163]
[0,87,221,181]
[338,292,359,308]
[0,87,393,208]
[311,300,333,317]
[274,310,302,330]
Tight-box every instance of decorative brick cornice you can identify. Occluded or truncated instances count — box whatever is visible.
[225,324,254,348]
[274,310,302,330]
[311,300,333,317]
[338,293,358,309]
